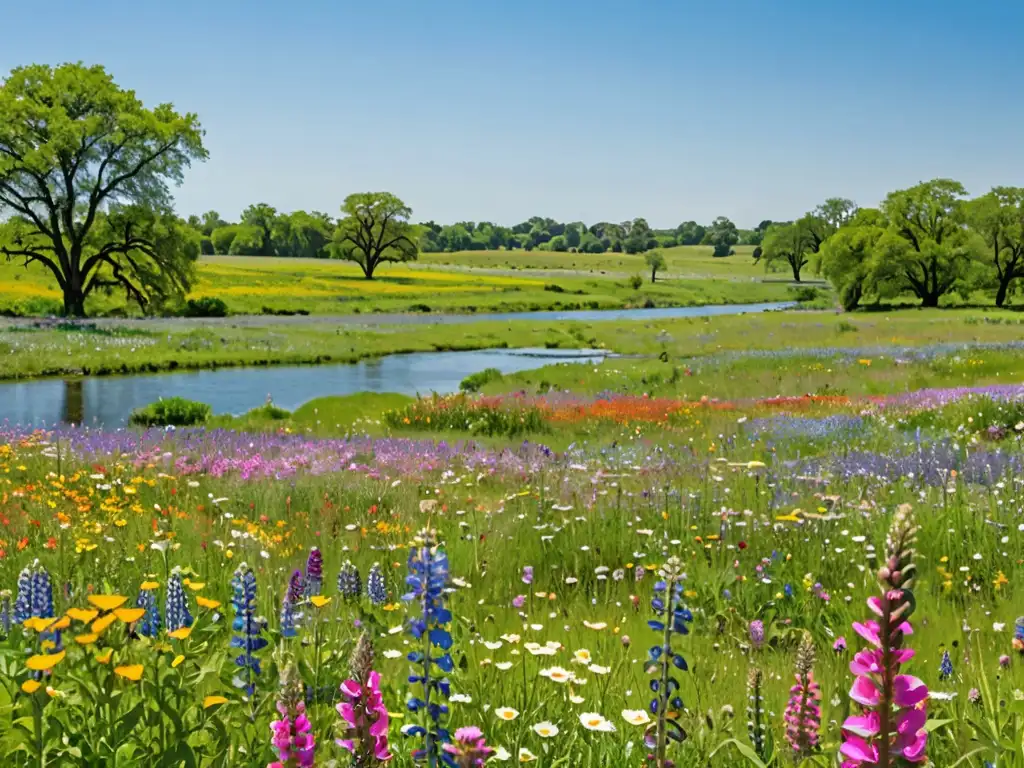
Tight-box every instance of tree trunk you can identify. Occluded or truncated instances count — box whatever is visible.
[791,260,802,282]
[651,268,657,284]
[996,278,1010,308]
[63,284,86,317]
[920,292,939,308]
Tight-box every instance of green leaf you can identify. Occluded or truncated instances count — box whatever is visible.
[709,738,769,768]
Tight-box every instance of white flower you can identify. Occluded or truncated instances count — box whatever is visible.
[450,693,472,704]
[496,662,513,671]
[929,691,958,701]
[588,664,611,675]
[993,622,1006,632]
[569,694,585,704]
[491,746,512,761]
[579,712,616,732]
[495,707,519,721]
[382,649,403,659]
[518,748,538,762]
[150,540,171,553]
[539,666,574,683]
[532,722,559,738]
[573,649,592,665]
[622,709,651,726]
[484,641,503,651]
[583,621,608,630]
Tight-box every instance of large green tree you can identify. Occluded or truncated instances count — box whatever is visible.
[966,187,1024,307]
[0,63,206,316]
[815,209,886,310]
[760,221,817,281]
[703,216,739,256]
[240,203,278,255]
[876,179,976,307]
[330,192,418,278]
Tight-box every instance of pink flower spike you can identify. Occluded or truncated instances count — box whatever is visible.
[340,679,362,698]
[849,675,881,707]
[852,620,881,647]
[839,735,878,763]
[841,711,880,739]
[893,675,929,708]
[849,649,884,676]
[866,596,883,616]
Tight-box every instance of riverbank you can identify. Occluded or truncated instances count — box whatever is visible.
[0,305,1022,386]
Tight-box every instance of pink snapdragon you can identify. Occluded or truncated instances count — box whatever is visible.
[442,726,495,768]
[336,670,392,764]
[269,699,316,768]
[840,506,927,767]
[784,633,821,757]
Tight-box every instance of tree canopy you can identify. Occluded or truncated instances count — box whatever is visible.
[965,187,1024,307]
[330,192,418,279]
[0,62,206,316]
[645,250,666,283]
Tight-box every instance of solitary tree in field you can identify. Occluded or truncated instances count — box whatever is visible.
[760,221,816,281]
[330,192,418,279]
[0,63,207,316]
[645,250,666,283]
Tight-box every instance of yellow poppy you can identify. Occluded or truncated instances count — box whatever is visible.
[26,651,66,671]
[75,633,99,645]
[168,627,192,640]
[96,649,113,664]
[88,595,128,611]
[21,680,42,694]
[309,595,332,608]
[139,581,160,590]
[185,582,205,592]
[66,608,99,623]
[91,613,118,634]
[171,655,185,668]
[203,695,229,708]
[114,608,146,623]
[22,616,56,632]
[114,664,144,681]
[195,597,221,609]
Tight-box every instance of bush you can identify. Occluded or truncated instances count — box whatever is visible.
[383,393,548,438]
[129,397,212,427]
[789,286,821,303]
[628,274,643,290]
[712,244,734,257]
[460,367,503,392]
[408,303,432,313]
[181,297,228,318]
[543,284,566,293]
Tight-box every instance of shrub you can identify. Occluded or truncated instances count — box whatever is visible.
[712,244,734,257]
[408,303,432,313]
[543,284,566,293]
[789,286,821,303]
[383,394,548,438]
[628,274,643,290]
[181,297,228,318]
[460,367,503,392]
[835,320,858,334]
[129,397,212,427]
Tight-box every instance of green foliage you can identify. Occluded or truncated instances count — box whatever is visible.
[0,62,207,316]
[704,216,739,257]
[645,250,666,283]
[966,187,1024,307]
[383,393,548,437]
[460,367,503,392]
[128,396,211,426]
[226,224,265,256]
[330,192,418,278]
[875,179,979,307]
[760,222,815,280]
[816,217,886,311]
[628,274,644,290]
[210,225,240,255]
[181,297,228,318]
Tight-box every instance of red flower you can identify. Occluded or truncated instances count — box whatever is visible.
[738,541,747,550]
[44,536,57,550]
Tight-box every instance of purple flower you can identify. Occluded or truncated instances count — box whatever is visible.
[521,566,533,585]
[833,636,847,653]
[512,594,526,609]
[749,619,765,650]
[442,726,494,767]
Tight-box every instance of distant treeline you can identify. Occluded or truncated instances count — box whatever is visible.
[190,206,772,258]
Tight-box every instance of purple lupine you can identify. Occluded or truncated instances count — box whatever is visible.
[749,619,765,651]
[304,547,323,598]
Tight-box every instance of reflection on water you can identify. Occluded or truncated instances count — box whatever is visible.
[62,379,84,424]
[0,348,606,428]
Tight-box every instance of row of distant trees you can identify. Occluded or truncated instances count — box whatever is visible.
[192,209,769,259]
[761,180,1024,308]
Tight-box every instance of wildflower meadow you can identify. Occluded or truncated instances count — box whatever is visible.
[2,364,1024,768]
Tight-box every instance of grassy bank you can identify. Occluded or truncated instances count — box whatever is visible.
[3,307,1024,381]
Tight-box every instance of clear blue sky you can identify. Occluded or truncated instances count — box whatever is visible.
[3,0,1023,228]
